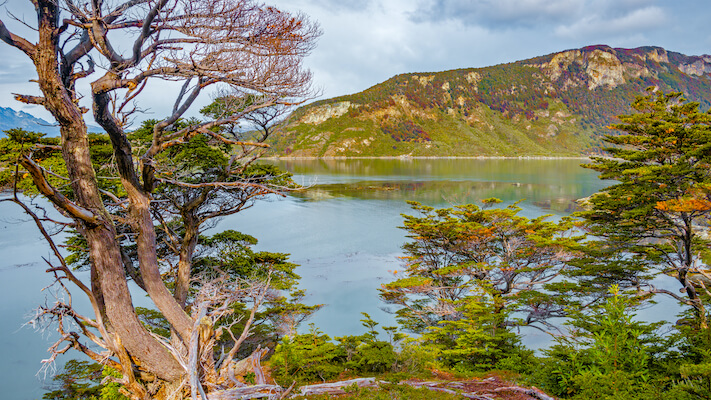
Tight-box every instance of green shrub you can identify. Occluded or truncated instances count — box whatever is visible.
[269,324,346,386]
[540,286,661,399]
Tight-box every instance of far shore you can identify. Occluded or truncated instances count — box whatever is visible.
[263,155,593,161]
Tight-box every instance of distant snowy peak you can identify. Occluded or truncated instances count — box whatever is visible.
[0,107,104,137]
[0,106,60,136]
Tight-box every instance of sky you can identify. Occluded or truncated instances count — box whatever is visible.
[1,0,711,125]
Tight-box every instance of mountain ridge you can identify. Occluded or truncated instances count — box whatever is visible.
[268,45,711,157]
[0,106,104,137]
[0,107,61,136]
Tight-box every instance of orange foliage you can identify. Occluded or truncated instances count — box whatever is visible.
[656,198,711,213]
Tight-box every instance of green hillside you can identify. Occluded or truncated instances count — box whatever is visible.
[268,45,711,157]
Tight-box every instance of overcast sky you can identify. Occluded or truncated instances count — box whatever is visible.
[1,0,711,124]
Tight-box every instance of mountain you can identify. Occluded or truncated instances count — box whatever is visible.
[269,45,711,157]
[0,107,105,137]
[0,107,61,136]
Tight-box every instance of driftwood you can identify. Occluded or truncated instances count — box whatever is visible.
[218,346,270,387]
[400,380,494,400]
[205,384,283,400]
[494,386,557,400]
[399,378,558,400]
[297,377,381,397]
[201,375,558,399]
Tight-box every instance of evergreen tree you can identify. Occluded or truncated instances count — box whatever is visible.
[577,90,711,328]
[381,200,581,333]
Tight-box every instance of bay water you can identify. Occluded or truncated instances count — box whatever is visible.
[1,158,633,399]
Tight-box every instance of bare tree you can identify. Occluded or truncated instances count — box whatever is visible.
[0,0,319,398]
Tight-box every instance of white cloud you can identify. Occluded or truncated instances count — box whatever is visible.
[555,6,667,38]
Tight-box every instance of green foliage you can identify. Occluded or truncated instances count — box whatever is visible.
[0,129,63,195]
[42,361,128,400]
[336,313,398,374]
[98,367,129,400]
[196,229,299,290]
[662,323,711,399]
[270,315,403,386]
[421,292,533,373]
[0,128,122,200]
[377,199,579,380]
[43,360,103,400]
[540,286,662,399]
[135,307,172,338]
[199,94,260,119]
[394,337,442,376]
[270,324,346,385]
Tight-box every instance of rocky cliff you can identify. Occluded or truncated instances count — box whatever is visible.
[268,45,711,157]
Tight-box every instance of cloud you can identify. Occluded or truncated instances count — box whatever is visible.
[409,0,665,34]
[281,0,375,15]
[411,0,584,29]
[1,0,709,118]
[555,6,667,39]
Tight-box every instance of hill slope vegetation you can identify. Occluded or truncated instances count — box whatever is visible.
[269,45,711,157]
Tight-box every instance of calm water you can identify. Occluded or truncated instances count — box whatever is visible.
[1,158,611,399]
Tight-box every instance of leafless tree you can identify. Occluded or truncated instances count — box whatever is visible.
[0,0,319,398]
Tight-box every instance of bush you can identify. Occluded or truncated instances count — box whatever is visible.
[269,314,402,385]
[421,293,533,373]
[269,324,346,386]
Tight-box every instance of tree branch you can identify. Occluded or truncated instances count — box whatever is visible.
[0,18,36,57]
[132,0,169,65]
[18,155,99,225]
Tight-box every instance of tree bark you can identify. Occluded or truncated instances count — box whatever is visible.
[175,212,200,308]
[30,0,185,382]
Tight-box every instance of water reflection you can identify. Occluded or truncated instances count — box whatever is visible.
[273,158,596,185]
[269,158,604,213]
[293,180,583,213]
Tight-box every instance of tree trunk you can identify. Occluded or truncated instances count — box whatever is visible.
[32,0,185,383]
[129,191,194,342]
[175,212,200,308]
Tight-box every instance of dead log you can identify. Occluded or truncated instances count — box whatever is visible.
[399,380,493,400]
[297,377,380,396]
[494,386,557,400]
[218,346,270,387]
[205,384,283,400]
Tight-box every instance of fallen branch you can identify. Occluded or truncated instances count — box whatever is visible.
[297,377,381,397]
[494,386,557,400]
[206,384,282,400]
[399,381,493,400]
[201,375,558,400]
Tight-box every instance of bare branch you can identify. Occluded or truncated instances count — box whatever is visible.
[222,275,272,367]
[13,94,46,105]
[0,18,36,57]
[132,0,169,65]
